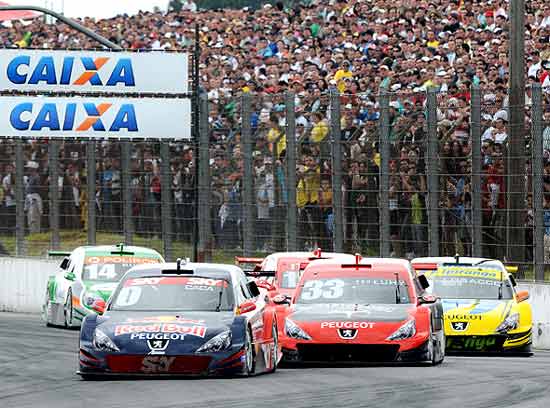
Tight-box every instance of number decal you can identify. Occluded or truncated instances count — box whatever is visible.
[114,287,142,307]
[84,264,116,280]
[301,279,345,300]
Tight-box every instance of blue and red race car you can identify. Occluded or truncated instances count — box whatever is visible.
[78,259,280,378]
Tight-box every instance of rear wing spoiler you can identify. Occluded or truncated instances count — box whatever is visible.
[505,265,518,274]
[244,270,276,278]
[411,263,438,271]
[235,256,264,273]
[48,250,71,257]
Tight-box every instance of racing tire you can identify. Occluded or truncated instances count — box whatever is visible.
[270,323,278,373]
[64,289,74,329]
[79,374,99,381]
[42,289,53,327]
[430,329,444,366]
[242,327,256,376]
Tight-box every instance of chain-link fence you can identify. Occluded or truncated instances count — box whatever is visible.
[1,85,549,281]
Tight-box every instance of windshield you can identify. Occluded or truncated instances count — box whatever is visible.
[111,276,234,311]
[279,270,302,289]
[425,268,513,300]
[297,277,411,304]
[82,256,160,282]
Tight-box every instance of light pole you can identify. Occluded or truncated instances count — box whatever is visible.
[507,0,526,266]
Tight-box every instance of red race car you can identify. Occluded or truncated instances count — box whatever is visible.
[279,257,445,364]
[236,250,355,300]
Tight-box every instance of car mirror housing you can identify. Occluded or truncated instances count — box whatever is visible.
[272,294,290,305]
[418,294,438,305]
[237,301,256,315]
[247,281,261,297]
[417,274,430,290]
[516,290,529,303]
[92,299,106,314]
[64,271,76,281]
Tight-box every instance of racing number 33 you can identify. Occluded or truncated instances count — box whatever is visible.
[301,279,344,300]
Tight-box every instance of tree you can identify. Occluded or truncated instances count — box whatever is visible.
[168,0,183,12]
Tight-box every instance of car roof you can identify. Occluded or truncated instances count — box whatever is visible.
[124,262,242,281]
[303,257,412,276]
[411,256,505,269]
[80,245,163,257]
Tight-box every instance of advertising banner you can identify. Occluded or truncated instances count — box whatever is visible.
[0,49,188,94]
[0,96,191,139]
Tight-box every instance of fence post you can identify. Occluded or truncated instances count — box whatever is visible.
[121,142,133,245]
[160,142,173,261]
[285,92,297,251]
[426,89,440,256]
[15,139,25,256]
[198,94,211,262]
[470,85,483,257]
[532,84,544,281]
[87,141,96,245]
[49,140,60,250]
[241,92,254,256]
[330,89,344,252]
[379,92,391,256]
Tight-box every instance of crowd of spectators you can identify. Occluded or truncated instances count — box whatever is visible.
[1,0,550,260]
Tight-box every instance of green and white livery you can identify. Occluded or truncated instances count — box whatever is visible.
[42,244,164,328]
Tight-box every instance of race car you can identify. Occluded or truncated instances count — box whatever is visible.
[279,256,445,364]
[235,249,355,299]
[42,244,164,328]
[411,256,532,354]
[77,259,279,378]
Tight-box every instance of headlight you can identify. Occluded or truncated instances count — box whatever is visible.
[196,330,232,353]
[496,313,519,334]
[285,318,312,340]
[83,292,103,308]
[386,319,416,341]
[93,328,120,352]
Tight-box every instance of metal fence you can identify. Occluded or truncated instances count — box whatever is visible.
[0,85,549,281]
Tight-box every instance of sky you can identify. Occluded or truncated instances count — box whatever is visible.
[6,0,169,19]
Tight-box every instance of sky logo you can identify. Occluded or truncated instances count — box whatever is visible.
[10,102,138,132]
[6,56,135,87]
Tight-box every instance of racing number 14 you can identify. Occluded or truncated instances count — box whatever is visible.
[84,264,116,280]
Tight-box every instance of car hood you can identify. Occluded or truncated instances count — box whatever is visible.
[95,311,235,354]
[288,303,414,323]
[442,298,514,335]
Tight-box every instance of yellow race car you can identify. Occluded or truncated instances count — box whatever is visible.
[411,257,532,355]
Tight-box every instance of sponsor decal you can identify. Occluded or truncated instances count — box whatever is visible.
[446,336,498,351]
[114,323,207,338]
[147,338,170,355]
[433,267,502,280]
[124,277,228,287]
[451,322,469,331]
[320,321,375,329]
[142,355,176,373]
[85,256,159,265]
[125,316,205,324]
[446,314,482,321]
[7,55,134,87]
[338,328,358,339]
[131,333,186,341]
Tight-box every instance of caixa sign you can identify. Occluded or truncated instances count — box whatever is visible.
[0,49,188,94]
[0,96,191,140]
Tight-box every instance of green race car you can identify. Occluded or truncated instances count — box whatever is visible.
[42,244,164,328]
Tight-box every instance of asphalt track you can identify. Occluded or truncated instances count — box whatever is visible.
[1,312,550,408]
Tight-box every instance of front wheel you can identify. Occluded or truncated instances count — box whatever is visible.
[42,289,53,327]
[64,290,74,329]
[242,328,256,376]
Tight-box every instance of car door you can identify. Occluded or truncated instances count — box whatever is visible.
[238,275,267,342]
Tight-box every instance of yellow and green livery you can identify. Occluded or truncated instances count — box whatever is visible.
[417,260,532,354]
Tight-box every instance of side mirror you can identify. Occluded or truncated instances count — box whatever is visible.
[237,301,256,314]
[272,294,291,305]
[92,299,106,314]
[60,257,70,270]
[418,294,438,305]
[64,271,76,281]
[247,281,261,297]
[516,290,529,303]
[255,280,276,291]
[417,274,430,290]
